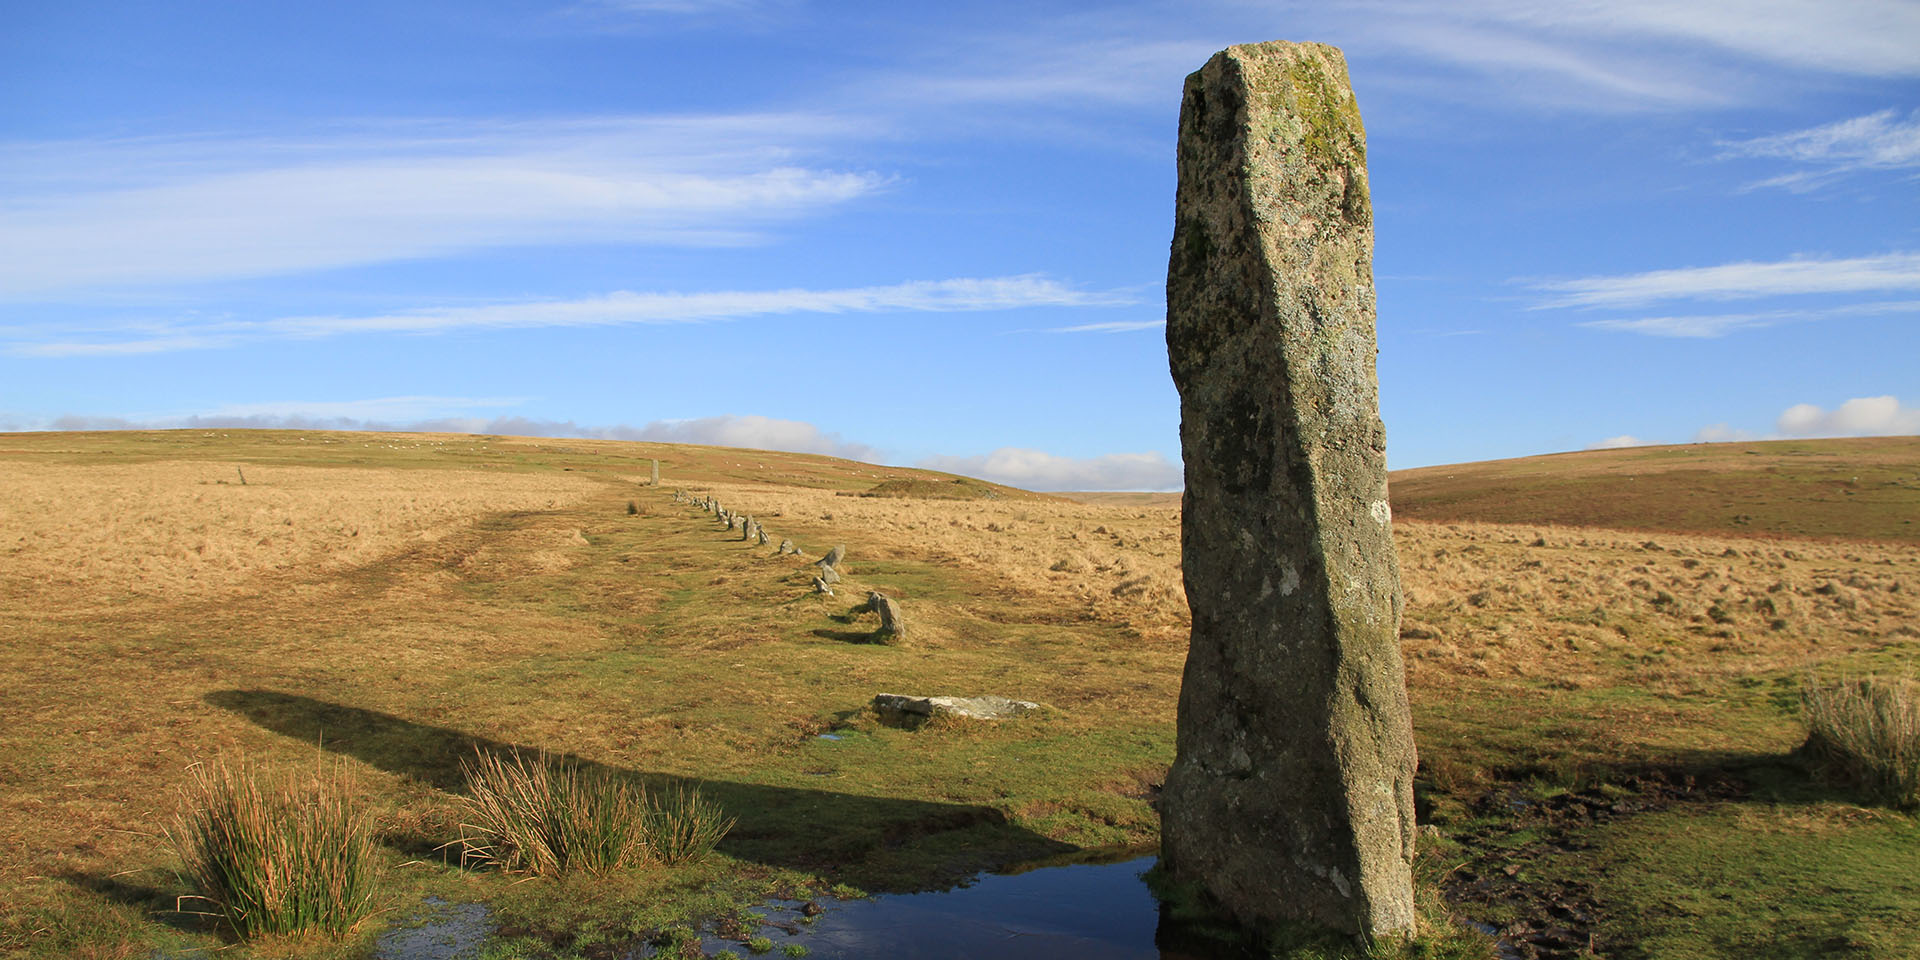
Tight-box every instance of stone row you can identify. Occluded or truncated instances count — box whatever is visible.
[667,489,901,641]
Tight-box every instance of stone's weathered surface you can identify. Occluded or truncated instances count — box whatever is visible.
[812,576,833,595]
[868,591,904,641]
[778,538,795,555]
[871,693,1037,721]
[818,545,845,569]
[650,459,660,485]
[1160,41,1417,940]
[756,528,770,546]
[818,565,840,585]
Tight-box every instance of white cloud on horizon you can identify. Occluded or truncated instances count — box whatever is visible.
[1777,395,1920,438]
[1694,423,1762,443]
[7,275,1131,357]
[619,415,879,461]
[1533,253,1920,309]
[0,115,881,299]
[1589,396,1917,450]
[917,447,1182,492]
[1675,396,1920,445]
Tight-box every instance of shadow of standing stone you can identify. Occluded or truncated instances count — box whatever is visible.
[1160,40,1417,941]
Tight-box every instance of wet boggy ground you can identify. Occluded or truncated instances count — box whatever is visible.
[1441,770,1750,960]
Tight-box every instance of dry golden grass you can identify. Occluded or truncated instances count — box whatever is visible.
[678,481,1918,693]
[0,459,602,609]
[1394,521,1920,691]
[687,480,1190,642]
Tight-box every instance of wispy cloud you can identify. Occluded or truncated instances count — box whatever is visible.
[8,275,1131,357]
[1229,0,1920,115]
[1448,0,1920,78]
[1043,320,1165,334]
[1359,17,1729,111]
[918,448,1182,492]
[1577,299,1920,337]
[1533,253,1920,309]
[1587,434,1648,450]
[0,115,880,298]
[1720,108,1920,190]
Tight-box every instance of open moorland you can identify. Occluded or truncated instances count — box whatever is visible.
[2,431,1917,959]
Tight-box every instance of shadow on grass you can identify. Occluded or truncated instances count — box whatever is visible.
[811,627,886,644]
[54,868,215,938]
[204,689,1073,891]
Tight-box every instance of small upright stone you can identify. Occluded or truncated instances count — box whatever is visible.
[741,517,755,541]
[818,545,846,569]
[778,538,795,555]
[650,459,660,485]
[1160,41,1417,941]
[868,591,904,642]
[818,565,840,585]
[756,528,770,546]
[812,576,833,596]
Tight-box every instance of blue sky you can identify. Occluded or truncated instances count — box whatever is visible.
[3,0,1917,489]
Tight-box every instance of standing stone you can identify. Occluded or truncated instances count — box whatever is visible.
[868,591,904,642]
[1160,42,1416,940]
[651,459,661,485]
[756,528,770,546]
[778,538,795,555]
[812,576,833,596]
[818,545,846,569]
[818,565,840,585]
[741,517,756,541]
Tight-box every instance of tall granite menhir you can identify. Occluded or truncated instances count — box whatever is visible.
[1160,41,1417,939]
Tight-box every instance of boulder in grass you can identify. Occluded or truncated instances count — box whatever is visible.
[871,694,1039,721]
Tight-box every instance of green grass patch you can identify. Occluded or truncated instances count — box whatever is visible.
[1552,802,1920,959]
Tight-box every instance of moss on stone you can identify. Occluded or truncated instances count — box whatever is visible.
[1282,52,1364,166]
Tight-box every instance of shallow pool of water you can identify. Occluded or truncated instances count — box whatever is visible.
[374,851,1261,960]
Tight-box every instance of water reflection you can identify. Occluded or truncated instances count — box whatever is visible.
[734,851,1258,960]
[373,851,1262,960]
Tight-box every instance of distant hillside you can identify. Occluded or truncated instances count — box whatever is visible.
[1388,437,1920,542]
[0,428,1036,498]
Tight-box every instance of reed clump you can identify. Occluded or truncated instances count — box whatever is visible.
[167,757,378,939]
[455,751,734,876]
[1802,675,1920,809]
